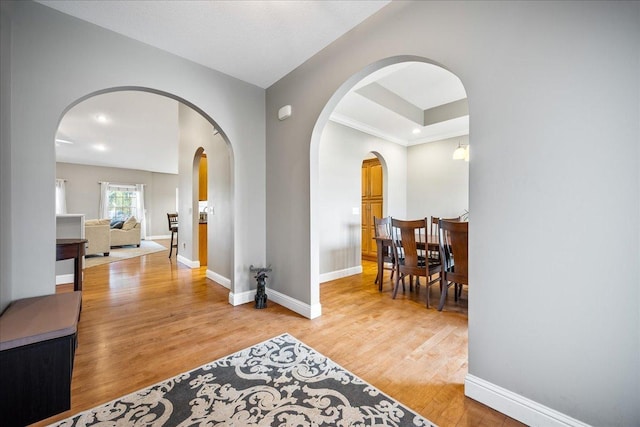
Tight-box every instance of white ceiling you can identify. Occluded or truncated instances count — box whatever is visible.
[38,0,391,89]
[46,1,469,174]
[56,91,180,174]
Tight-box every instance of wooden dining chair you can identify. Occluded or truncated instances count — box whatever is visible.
[429,215,462,261]
[390,218,442,308]
[373,216,395,290]
[437,219,468,311]
[430,215,462,239]
[167,213,178,258]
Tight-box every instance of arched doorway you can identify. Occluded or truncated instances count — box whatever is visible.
[361,153,384,261]
[55,87,235,291]
[310,57,469,316]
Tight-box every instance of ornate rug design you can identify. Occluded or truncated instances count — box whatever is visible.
[49,334,435,426]
[84,240,167,268]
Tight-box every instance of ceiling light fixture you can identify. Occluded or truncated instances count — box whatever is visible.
[95,114,108,123]
[55,138,74,144]
[412,128,421,135]
[93,143,107,151]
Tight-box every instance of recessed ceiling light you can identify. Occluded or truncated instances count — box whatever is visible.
[93,144,107,151]
[55,138,74,144]
[412,128,421,135]
[95,114,108,123]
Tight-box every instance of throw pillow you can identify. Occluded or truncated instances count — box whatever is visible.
[111,221,124,229]
[122,216,137,231]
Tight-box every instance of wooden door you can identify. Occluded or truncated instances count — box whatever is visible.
[361,158,383,260]
[198,154,207,265]
[198,154,208,201]
[199,223,207,267]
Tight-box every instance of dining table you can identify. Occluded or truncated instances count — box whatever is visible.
[373,233,439,289]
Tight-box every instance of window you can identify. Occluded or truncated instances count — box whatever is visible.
[55,179,67,214]
[107,185,139,221]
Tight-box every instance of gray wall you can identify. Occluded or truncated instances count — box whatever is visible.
[148,172,180,238]
[3,1,265,306]
[0,1,12,313]
[319,121,407,275]
[56,162,178,238]
[406,135,469,220]
[177,103,233,281]
[207,134,233,282]
[266,1,639,426]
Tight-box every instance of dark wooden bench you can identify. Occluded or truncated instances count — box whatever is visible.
[0,291,82,427]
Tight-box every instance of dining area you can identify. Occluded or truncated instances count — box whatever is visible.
[317,134,469,314]
[373,215,468,312]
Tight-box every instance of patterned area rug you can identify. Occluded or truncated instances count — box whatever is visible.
[49,334,435,426]
[84,240,167,268]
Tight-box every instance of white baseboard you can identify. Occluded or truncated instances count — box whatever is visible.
[229,290,254,306]
[319,265,363,283]
[268,288,322,319]
[206,270,230,289]
[465,374,590,427]
[55,274,74,285]
[147,234,170,240]
[177,255,199,268]
[226,286,321,319]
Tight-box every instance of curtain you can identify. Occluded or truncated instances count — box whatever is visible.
[55,179,67,214]
[98,181,110,219]
[136,184,147,240]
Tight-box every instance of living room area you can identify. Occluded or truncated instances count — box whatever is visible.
[55,159,178,277]
[55,89,181,246]
[54,89,233,282]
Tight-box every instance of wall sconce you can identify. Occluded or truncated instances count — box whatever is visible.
[453,141,468,161]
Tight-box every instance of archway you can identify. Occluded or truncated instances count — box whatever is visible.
[310,57,469,316]
[55,87,235,292]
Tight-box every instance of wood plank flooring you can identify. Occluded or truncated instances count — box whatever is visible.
[39,240,524,427]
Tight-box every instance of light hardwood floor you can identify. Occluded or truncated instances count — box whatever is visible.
[40,239,524,427]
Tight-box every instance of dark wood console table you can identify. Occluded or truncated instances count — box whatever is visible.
[56,238,87,291]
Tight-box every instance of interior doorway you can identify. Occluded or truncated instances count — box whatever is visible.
[311,58,469,320]
[361,155,383,261]
[55,88,234,287]
[197,152,208,266]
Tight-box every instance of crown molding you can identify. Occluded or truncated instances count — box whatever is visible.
[329,113,408,146]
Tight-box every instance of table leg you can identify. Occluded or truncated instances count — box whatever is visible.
[376,239,384,290]
[73,255,82,291]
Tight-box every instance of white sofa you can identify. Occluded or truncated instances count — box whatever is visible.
[110,217,141,247]
[84,219,111,256]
